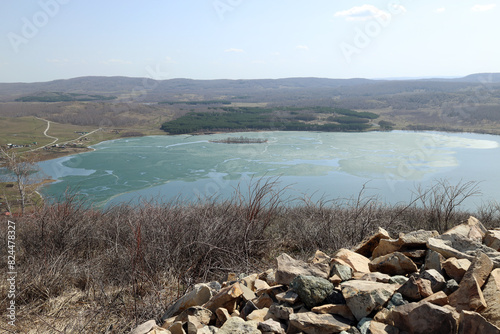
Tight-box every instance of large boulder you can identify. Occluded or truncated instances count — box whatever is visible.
[442,257,471,282]
[289,312,352,334]
[443,216,488,242]
[290,275,335,309]
[275,253,329,285]
[485,230,500,251]
[341,280,398,321]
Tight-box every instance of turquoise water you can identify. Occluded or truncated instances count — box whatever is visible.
[38,131,500,209]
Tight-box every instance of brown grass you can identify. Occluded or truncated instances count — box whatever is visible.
[0,178,499,333]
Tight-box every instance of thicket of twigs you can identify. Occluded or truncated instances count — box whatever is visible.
[1,177,500,333]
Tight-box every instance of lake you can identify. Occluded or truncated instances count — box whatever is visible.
[38,131,500,209]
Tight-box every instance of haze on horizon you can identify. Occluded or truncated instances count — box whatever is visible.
[1,0,499,83]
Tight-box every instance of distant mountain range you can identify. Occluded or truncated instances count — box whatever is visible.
[1,73,499,102]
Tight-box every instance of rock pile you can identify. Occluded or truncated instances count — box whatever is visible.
[132,216,500,334]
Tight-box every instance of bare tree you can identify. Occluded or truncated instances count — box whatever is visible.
[0,147,40,215]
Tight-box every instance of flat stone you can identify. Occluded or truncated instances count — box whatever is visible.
[427,234,500,267]
[388,276,408,285]
[254,279,271,294]
[203,282,244,313]
[218,317,260,334]
[312,304,356,321]
[332,248,371,273]
[443,216,487,242]
[291,275,335,309]
[421,291,449,306]
[131,320,157,334]
[443,257,471,282]
[353,227,391,258]
[240,273,258,291]
[369,321,400,334]
[481,268,500,327]
[258,318,286,334]
[460,252,494,288]
[372,239,402,259]
[162,284,213,320]
[341,280,398,321]
[458,310,500,334]
[485,230,500,251]
[253,293,273,309]
[246,307,270,322]
[360,272,391,283]
[275,290,299,304]
[399,229,439,246]
[275,253,329,285]
[174,306,212,326]
[146,326,171,334]
[369,252,418,276]
[289,312,352,334]
[386,301,458,334]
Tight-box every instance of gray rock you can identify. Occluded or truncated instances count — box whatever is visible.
[357,317,372,334]
[258,319,286,334]
[389,275,409,285]
[324,289,347,305]
[444,279,459,295]
[387,292,407,309]
[290,275,335,309]
[269,304,294,320]
[419,269,446,293]
[331,263,353,282]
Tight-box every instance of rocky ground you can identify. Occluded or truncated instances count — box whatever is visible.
[132,217,500,333]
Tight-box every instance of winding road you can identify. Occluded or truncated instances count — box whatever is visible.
[31,117,102,151]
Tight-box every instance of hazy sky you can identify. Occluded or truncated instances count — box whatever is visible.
[1,0,499,83]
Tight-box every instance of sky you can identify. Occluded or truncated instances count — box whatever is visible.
[1,0,499,83]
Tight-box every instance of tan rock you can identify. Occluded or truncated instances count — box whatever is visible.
[424,249,445,274]
[240,273,258,291]
[162,284,213,320]
[353,227,391,257]
[460,252,494,288]
[174,306,212,326]
[443,257,471,282]
[131,320,157,334]
[485,230,500,251]
[166,322,185,334]
[399,229,439,246]
[275,253,329,285]
[185,315,204,334]
[254,279,271,294]
[216,307,231,325]
[258,318,286,334]
[361,272,391,283]
[311,304,356,321]
[341,280,399,321]
[386,301,458,334]
[449,276,487,312]
[332,248,371,273]
[310,250,331,264]
[275,290,299,304]
[481,268,500,327]
[369,252,418,276]
[147,326,171,334]
[372,238,402,259]
[329,274,342,285]
[369,320,400,334]
[458,310,500,334]
[253,293,273,309]
[202,282,243,312]
[373,308,391,323]
[416,278,434,298]
[239,283,257,302]
[246,307,270,322]
[444,216,487,242]
[289,312,351,334]
[421,291,449,306]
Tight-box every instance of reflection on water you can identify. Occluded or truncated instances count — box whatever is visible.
[38,131,500,209]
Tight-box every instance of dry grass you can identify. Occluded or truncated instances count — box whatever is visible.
[1,178,499,333]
